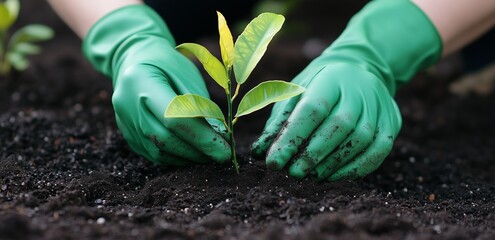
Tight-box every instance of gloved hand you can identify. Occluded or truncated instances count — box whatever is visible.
[252,0,442,181]
[83,5,230,165]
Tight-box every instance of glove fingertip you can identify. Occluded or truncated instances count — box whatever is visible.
[328,167,359,182]
[251,131,277,158]
[310,170,327,182]
[208,141,232,164]
[266,159,283,171]
[250,141,266,158]
[288,165,306,180]
[213,153,231,164]
[265,151,287,171]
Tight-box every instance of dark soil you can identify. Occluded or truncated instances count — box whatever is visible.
[1,1,494,240]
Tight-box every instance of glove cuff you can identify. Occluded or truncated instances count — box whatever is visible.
[321,0,442,94]
[82,4,175,77]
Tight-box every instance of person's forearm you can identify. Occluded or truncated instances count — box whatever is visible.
[47,0,142,38]
[413,0,495,56]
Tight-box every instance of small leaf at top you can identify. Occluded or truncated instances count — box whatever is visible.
[217,11,234,68]
[234,12,284,84]
[236,80,305,117]
[165,94,225,123]
[176,43,229,90]
[10,24,54,44]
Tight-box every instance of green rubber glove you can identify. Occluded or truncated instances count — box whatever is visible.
[83,5,230,165]
[252,0,442,181]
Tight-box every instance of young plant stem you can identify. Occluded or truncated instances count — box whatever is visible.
[226,68,239,173]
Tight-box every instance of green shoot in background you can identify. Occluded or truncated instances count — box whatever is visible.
[165,12,305,173]
[0,0,54,76]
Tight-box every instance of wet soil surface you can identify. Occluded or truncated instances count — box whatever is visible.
[1,1,495,239]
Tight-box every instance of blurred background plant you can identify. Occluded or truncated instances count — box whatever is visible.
[235,0,301,34]
[252,0,300,16]
[0,0,54,77]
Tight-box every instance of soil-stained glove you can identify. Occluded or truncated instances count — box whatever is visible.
[83,5,230,166]
[252,0,442,181]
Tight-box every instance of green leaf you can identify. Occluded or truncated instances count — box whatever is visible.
[217,11,234,68]
[10,24,54,44]
[0,0,19,30]
[236,80,305,117]
[0,4,14,31]
[12,42,40,55]
[7,51,28,71]
[234,12,285,84]
[165,94,225,122]
[5,0,20,20]
[176,43,229,90]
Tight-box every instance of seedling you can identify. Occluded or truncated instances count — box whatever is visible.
[0,0,54,76]
[165,12,305,173]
